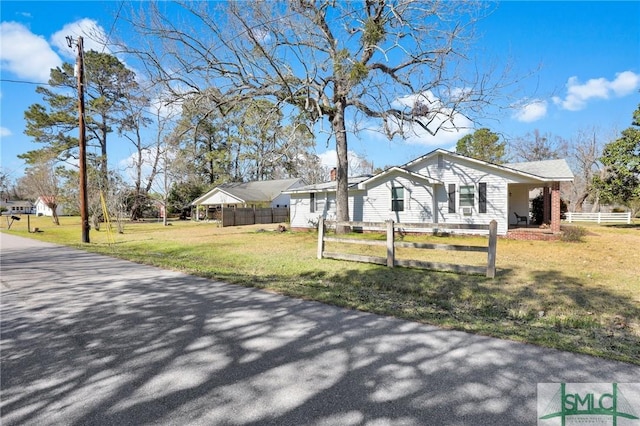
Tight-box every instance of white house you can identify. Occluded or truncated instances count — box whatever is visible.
[34,196,64,217]
[0,199,35,215]
[286,149,574,236]
[191,178,305,220]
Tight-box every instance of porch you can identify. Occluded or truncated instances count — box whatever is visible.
[505,224,562,241]
[508,181,562,233]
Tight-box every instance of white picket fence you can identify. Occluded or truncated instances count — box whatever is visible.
[565,212,631,224]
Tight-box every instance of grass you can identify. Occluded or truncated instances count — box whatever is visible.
[3,215,639,365]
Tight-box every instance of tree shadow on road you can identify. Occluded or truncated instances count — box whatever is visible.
[2,242,639,425]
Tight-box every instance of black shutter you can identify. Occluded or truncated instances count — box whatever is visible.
[448,184,456,213]
[479,182,487,213]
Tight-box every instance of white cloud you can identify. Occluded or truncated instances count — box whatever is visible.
[0,127,12,137]
[553,71,640,111]
[512,99,548,123]
[50,18,110,58]
[119,148,168,186]
[609,71,640,96]
[316,150,369,170]
[402,115,473,146]
[0,22,61,82]
[386,91,474,147]
[149,93,183,120]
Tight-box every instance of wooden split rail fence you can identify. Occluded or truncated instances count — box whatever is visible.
[317,219,498,278]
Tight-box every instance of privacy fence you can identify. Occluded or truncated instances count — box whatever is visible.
[221,207,289,227]
[565,212,631,224]
[317,219,498,278]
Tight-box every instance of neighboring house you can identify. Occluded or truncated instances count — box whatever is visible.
[191,178,305,220]
[34,196,64,217]
[286,149,574,236]
[0,199,35,215]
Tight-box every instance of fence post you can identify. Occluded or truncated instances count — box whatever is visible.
[597,212,601,224]
[627,212,632,224]
[567,212,573,223]
[317,217,325,260]
[486,220,497,278]
[386,220,395,268]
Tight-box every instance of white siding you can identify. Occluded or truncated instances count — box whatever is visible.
[289,194,313,228]
[35,200,63,217]
[199,190,243,205]
[290,190,365,229]
[289,191,333,228]
[508,184,532,225]
[289,153,547,235]
[270,193,291,208]
[362,173,434,224]
[408,155,511,235]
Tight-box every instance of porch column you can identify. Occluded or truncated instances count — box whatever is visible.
[543,186,551,224]
[551,182,561,233]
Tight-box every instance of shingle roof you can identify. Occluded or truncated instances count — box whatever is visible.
[285,175,371,193]
[505,159,574,181]
[193,178,303,205]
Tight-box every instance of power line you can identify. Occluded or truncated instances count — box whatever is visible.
[102,0,125,54]
[0,78,53,86]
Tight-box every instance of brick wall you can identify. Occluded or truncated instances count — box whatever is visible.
[503,230,561,241]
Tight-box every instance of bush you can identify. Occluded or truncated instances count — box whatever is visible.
[561,226,587,242]
[531,193,568,225]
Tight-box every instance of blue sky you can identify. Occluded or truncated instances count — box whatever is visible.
[1,1,639,182]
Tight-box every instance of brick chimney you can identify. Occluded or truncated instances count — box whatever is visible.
[330,167,337,181]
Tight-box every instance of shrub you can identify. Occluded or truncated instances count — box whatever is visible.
[531,193,568,225]
[561,226,587,242]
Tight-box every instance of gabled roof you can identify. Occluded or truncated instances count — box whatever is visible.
[192,178,303,205]
[35,196,57,205]
[285,150,574,197]
[0,200,33,208]
[405,149,574,182]
[357,167,442,189]
[505,159,574,181]
[284,175,371,194]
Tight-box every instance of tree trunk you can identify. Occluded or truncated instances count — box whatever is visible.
[100,122,109,193]
[331,101,350,234]
[574,191,589,212]
[91,213,101,231]
[130,196,141,221]
[49,204,60,225]
[590,195,600,213]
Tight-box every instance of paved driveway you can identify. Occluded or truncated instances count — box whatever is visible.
[1,233,638,425]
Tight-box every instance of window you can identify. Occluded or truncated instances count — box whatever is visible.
[448,184,456,213]
[310,193,315,213]
[391,186,404,212]
[437,153,444,169]
[460,185,475,207]
[479,182,487,213]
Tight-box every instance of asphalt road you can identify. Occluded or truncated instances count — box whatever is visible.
[1,233,638,426]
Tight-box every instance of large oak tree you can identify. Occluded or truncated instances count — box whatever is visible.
[127,1,510,231]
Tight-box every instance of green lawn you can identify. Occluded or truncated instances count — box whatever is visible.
[3,215,639,364]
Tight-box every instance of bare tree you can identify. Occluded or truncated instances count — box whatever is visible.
[119,90,175,221]
[18,153,62,225]
[509,129,569,162]
[0,169,16,203]
[124,1,513,232]
[567,128,606,212]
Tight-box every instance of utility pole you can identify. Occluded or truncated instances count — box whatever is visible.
[69,35,90,243]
